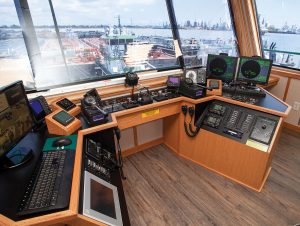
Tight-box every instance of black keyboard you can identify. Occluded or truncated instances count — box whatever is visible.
[18,150,75,217]
[222,85,266,97]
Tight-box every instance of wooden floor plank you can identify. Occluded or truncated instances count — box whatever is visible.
[122,129,300,226]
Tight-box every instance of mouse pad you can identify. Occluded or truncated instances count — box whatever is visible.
[43,134,78,152]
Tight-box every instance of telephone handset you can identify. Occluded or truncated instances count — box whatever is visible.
[29,96,52,124]
[181,105,208,137]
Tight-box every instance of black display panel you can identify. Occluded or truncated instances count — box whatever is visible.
[206,54,238,82]
[237,57,272,85]
[90,179,117,219]
[83,171,123,226]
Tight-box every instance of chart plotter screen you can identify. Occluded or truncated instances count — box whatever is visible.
[237,57,272,85]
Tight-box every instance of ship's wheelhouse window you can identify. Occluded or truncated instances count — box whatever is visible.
[51,0,180,88]
[2,0,179,91]
[256,0,300,71]
[172,0,239,67]
[0,1,34,89]
[26,0,70,90]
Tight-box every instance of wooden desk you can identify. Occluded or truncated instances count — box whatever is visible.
[0,89,290,226]
[261,76,280,89]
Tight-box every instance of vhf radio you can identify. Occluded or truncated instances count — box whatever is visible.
[179,78,211,99]
[81,88,108,126]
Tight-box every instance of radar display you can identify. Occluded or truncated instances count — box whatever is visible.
[206,54,238,82]
[237,57,272,84]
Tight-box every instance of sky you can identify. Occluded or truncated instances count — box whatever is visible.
[0,0,299,27]
[256,0,300,27]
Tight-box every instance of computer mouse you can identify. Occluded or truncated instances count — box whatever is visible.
[52,137,72,147]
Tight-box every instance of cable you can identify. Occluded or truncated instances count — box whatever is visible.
[182,105,200,137]
[188,106,199,135]
[181,105,207,138]
[184,120,199,138]
[114,127,126,180]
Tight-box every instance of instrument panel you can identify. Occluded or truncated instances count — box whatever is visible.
[199,100,279,151]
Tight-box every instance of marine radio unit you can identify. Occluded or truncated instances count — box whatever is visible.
[179,78,208,99]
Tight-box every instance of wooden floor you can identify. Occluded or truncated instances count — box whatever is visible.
[122,129,300,226]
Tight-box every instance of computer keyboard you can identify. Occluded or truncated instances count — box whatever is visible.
[222,85,266,97]
[18,150,75,217]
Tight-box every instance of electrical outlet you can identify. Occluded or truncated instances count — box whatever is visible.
[293,101,300,111]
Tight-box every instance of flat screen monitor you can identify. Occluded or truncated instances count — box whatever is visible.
[29,99,46,123]
[169,76,180,84]
[83,171,123,226]
[0,81,34,160]
[206,54,238,82]
[236,57,272,85]
[166,75,180,88]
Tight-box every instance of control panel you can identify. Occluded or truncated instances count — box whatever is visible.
[250,117,277,144]
[84,138,118,182]
[199,100,279,150]
[100,87,180,114]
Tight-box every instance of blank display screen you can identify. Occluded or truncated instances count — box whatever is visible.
[90,179,117,219]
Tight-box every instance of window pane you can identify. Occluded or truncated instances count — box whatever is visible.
[172,0,238,67]
[50,0,178,83]
[0,1,34,89]
[256,0,300,70]
[27,0,69,89]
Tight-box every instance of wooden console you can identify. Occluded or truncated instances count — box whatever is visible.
[45,110,82,136]
[206,79,222,96]
[0,88,291,226]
